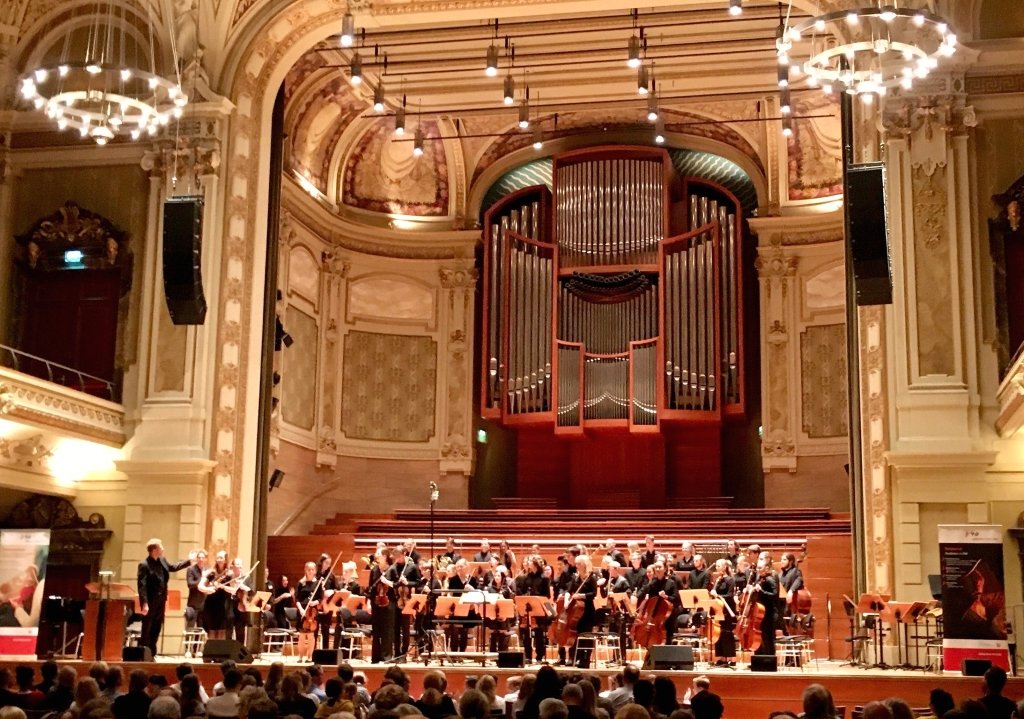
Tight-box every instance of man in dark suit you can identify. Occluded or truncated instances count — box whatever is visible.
[138,538,196,656]
[185,550,207,629]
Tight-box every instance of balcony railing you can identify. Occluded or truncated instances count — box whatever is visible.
[0,344,119,402]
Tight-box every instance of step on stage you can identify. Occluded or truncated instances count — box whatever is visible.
[6,658,1022,718]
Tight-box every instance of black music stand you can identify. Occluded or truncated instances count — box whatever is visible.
[841,594,869,667]
[857,594,892,669]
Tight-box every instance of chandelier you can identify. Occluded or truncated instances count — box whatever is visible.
[777,5,957,100]
[19,2,186,145]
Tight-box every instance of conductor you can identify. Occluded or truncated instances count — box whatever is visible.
[137,538,197,656]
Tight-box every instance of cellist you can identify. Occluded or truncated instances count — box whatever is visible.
[751,553,779,657]
[637,561,679,644]
[560,554,601,668]
[710,559,737,666]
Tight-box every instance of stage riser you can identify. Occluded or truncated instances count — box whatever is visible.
[3,661,1020,719]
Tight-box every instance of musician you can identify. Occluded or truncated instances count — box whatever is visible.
[709,559,737,665]
[387,546,422,659]
[486,565,516,651]
[403,539,422,565]
[724,540,740,567]
[751,554,779,656]
[604,539,627,568]
[446,558,477,652]
[625,553,647,594]
[440,537,462,566]
[674,542,696,585]
[498,540,517,574]
[136,538,197,656]
[641,536,658,568]
[689,555,710,592]
[295,561,323,661]
[184,549,207,630]
[229,558,251,644]
[313,554,340,649]
[333,561,364,635]
[270,574,295,629]
[473,539,493,563]
[639,561,679,644]
[199,551,232,641]
[779,552,804,634]
[368,552,394,662]
[562,555,600,668]
[553,555,577,665]
[734,555,752,593]
[365,541,387,569]
[516,556,551,664]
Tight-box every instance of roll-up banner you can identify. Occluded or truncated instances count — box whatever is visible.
[0,529,51,657]
[939,524,1010,671]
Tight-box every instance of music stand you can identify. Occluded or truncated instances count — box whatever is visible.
[460,590,499,666]
[841,594,868,667]
[901,601,930,670]
[857,593,893,669]
[403,594,428,616]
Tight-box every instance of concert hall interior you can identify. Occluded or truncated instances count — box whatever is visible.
[1,0,1024,699]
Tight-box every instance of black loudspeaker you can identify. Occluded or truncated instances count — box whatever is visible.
[847,162,892,306]
[162,196,207,325]
[498,651,524,668]
[961,659,992,676]
[312,649,342,665]
[751,655,779,672]
[122,646,153,662]
[202,639,252,664]
[642,644,694,670]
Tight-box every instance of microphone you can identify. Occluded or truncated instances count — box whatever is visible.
[429,481,440,502]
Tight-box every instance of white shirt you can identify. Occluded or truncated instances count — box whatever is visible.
[206,691,240,718]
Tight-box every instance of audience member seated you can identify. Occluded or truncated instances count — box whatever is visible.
[316,678,356,719]
[113,669,153,719]
[276,673,317,719]
[0,708,27,719]
[0,670,18,712]
[928,690,954,719]
[13,666,44,710]
[150,695,183,719]
[179,673,207,717]
[45,666,78,712]
[540,699,570,719]
[36,661,59,694]
[606,667,639,712]
[103,666,124,702]
[612,705,650,719]
[415,671,457,719]
[686,681,723,719]
[207,669,244,718]
[652,677,678,718]
[860,701,892,719]
[981,667,1017,719]
[460,689,493,719]
[882,698,913,719]
[561,683,589,719]
[800,684,839,719]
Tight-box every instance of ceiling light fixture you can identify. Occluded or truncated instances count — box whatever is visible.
[503,75,515,106]
[486,44,499,77]
[395,96,407,135]
[532,125,543,150]
[413,126,425,156]
[518,99,530,129]
[350,52,363,84]
[637,65,649,96]
[781,116,793,137]
[341,12,356,47]
[373,83,386,112]
[627,33,642,69]
[647,93,659,122]
[728,0,742,16]
[654,118,665,144]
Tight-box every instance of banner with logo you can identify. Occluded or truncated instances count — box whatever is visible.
[939,524,1010,671]
[0,529,50,657]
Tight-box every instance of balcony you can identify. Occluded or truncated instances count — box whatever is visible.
[0,345,125,447]
[997,342,1024,438]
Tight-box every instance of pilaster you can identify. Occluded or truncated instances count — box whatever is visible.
[438,263,477,493]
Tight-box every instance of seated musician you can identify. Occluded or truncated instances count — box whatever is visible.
[516,555,551,664]
[674,542,696,584]
[639,561,679,644]
[473,539,493,563]
[486,565,516,651]
[779,552,804,633]
[498,540,517,574]
[295,561,322,661]
[625,553,647,595]
[446,558,477,652]
[332,561,364,647]
[724,540,740,567]
[604,539,626,568]
[710,559,737,666]
[270,574,295,629]
[641,536,658,568]
[440,537,462,566]
[404,539,422,565]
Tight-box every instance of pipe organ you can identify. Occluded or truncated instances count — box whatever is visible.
[481,146,745,436]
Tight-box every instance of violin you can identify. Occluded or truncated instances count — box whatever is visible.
[297,551,343,633]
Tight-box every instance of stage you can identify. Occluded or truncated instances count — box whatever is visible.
[4,656,1022,718]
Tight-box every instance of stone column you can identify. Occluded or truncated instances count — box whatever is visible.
[438,263,477,502]
[316,248,351,469]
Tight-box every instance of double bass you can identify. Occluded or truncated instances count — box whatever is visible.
[735,568,767,651]
[630,594,673,648]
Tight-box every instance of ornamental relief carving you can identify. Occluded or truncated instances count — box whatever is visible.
[911,164,955,377]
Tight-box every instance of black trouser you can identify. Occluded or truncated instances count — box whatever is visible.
[318,614,333,649]
[447,620,469,652]
[394,610,412,657]
[570,616,595,668]
[488,621,512,652]
[184,605,203,630]
[141,601,166,656]
[371,604,395,663]
[755,615,776,656]
[518,624,547,663]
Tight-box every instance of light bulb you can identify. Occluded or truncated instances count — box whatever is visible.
[627,35,641,68]
[395,107,406,136]
[879,7,896,23]
[913,13,925,27]
[413,127,424,157]
[647,94,658,122]
[86,63,102,75]
[34,68,48,83]
[373,84,385,112]
[340,13,355,47]
[58,65,69,77]
[815,18,825,32]
[728,0,742,16]
[637,66,649,96]
[503,75,515,106]
[846,11,859,25]
[350,52,362,84]
[120,68,131,81]
[532,125,542,150]
[485,45,499,77]
[654,119,665,144]
[518,100,530,129]
[20,78,36,99]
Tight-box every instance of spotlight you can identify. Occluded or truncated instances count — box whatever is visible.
[646,93,658,122]
[485,45,499,76]
[627,35,641,68]
[350,52,362,84]
[879,6,896,23]
[503,75,515,106]
[845,11,859,25]
[779,87,791,114]
[637,66,649,96]
[728,0,742,16]
[654,118,665,144]
[781,117,793,137]
[340,12,355,47]
[395,106,406,136]
[269,469,285,492]
[518,100,530,129]
[777,65,789,88]
[532,125,542,150]
[413,126,425,157]
[373,84,385,112]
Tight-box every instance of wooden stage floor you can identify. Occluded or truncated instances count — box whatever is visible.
[5,656,1023,718]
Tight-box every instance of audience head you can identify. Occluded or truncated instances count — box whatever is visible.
[175,663,193,682]
[459,689,491,719]
[374,683,410,710]
[57,665,77,689]
[14,665,34,691]
[860,702,892,719]
[930,689,954,718]
[800,684,836,719]
[561,683,583,707]
[653,676,678,715]
[613,706,651,719]
[75,676,101,706]
[0,709,27,719]
[985,666,1009,695]
[622,664,640,686]
[88,662,108,686]
[632,680,655,710]
[960,699,989,719]
[384,666,411,691]
[338,663,355,682]
[106,665,124,692]
[149,695,182,719]
[222,668,243,692]
[422,670,448,694]
[128,669,149,694]
[883,698,913,719]
[247,697,280,719]
[79,698,114,719]
[40,660,58,683]
[540,699,570,719]
[477,675,498,703]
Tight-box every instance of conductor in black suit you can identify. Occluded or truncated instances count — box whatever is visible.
[137,538,196,656]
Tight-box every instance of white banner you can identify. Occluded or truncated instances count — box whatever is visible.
[0,529,51,657]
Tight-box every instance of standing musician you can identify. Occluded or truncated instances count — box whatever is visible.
[709,559,737,665]
[564,555,602,668]
[473,539,493,563]
[779,552,805,633]
[690,555,711,592]
[486,565,516,651]
[295,561,323,661]
[386,545,422,659]
[604,539,627,568]
[315,553,340,650]
[516,556,551,664]
[498,540,517,574]
[640,536,658,568]
[674,542,696,587]
[724,540,740,567]
[404,539,422,565]
[638,561,680,645]
[270,574,295,629]
[184,549,207,630]
[446,558,477,653]
[554,555,577,665]
[751,553,779,656]
[198,551,233,641]
[136,539,198,656]
[229,558,251,644]
[625,553,648,594]
[368,551,395,663]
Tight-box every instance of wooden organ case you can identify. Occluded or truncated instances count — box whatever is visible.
[480,146,748,505]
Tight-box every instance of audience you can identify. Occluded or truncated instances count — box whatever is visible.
[800,684,838,719]
[113,669,153,719]
[415,670,457,719]
[982,667,1017,719]
[606,666,639,712]
[276,673,317,719]
[929,689,955,719]
[860,701,892,719]
[540,698,570,719]
[459,689,491,719]
[12,666,43,710]
[207,668,243,718]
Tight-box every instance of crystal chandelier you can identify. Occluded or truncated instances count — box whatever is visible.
[777,5,957,99]
[19,2,186,145]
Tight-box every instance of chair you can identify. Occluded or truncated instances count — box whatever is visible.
[775,635,805,670]
[182,627,207,658]
[835,706,846,719]
[262,627,295,655]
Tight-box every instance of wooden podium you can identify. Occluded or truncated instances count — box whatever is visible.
[83,598,133,661]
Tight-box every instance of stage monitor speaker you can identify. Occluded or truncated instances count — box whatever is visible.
[961,659,992,676]
[642,644,694,670]
[312,649,343,665]
[122,646,153,662]
[202,639,252,664]
[498,651,524,668]
[163,196,208,325]
[751,655,779,673]
[847,162,893,306]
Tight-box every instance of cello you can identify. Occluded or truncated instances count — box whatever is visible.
[735,568,767,652]
[630,595,673,648]
[550,570,594,648]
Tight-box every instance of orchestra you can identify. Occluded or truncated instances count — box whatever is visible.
[142,536,818,668]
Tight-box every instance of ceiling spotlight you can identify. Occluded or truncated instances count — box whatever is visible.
[654,118,665,144]
[637,66,649,96]
[395,106,406,136]
[646,93,658,122]
[879,6,897,23]
[373,84,385,112]
[485,45,499,77]
[781,117,793,137]
[503,75,515,106]
[340,12,355,47]
[777,65,789,88]
[413,126,425,157]
[518,99,530,129]
[627,35,641,68]
[350,52,362,84]
[728,0,742,16]
[845,11,859,25]
[532,125,543,150]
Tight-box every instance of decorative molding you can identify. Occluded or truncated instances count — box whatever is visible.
[996,355,1024,438]
[0,369,126,446]
[0,433,52,470]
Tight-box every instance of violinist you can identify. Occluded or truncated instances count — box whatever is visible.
[751,553,779,656]
[439,537,462,566]
[473,539,493,563]
[184,550,207,630]
[270,574,295,629]
[334,561,363,639]
[516,556,551,664]
[316,553,341,651]
[295,561,322,660]
[198,551,232,640]
[486,565,516,651]
[403,539,422,565]
[638,561,679,644]
[709,559,737,665]
[387,545,422,659]
[368,551,395,663]
[779,552,804,633]
[229,558,251,644]
[603,539,626,568]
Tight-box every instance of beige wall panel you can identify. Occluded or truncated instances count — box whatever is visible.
[763,455,850,510]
